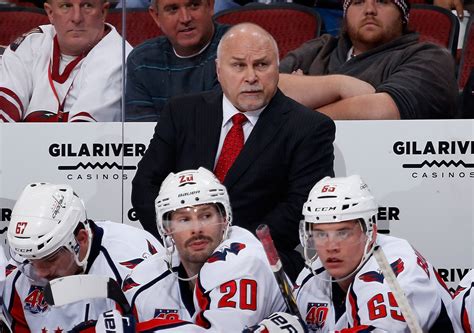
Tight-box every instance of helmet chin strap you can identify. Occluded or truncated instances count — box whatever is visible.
[164,236,199,282]
[222,221,231,241]
[71,221,93,273]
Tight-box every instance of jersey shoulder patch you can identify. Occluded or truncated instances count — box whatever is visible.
[207,242,246,263]
[10,26,44,52]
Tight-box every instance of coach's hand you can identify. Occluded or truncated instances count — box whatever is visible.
[243,312,307,333]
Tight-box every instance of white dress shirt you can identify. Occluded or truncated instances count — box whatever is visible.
[214,94,265,168]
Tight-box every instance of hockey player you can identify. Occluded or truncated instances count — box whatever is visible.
[122,167,286,332]
[452,269,474,332]
[4,182,163,332]
[0,0,131,122]
[296,175,454,332]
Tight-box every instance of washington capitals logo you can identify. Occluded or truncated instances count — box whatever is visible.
[122,276,140,292]
[120,241,158,269]
[148,240,158,255]
[359,258,405,284]
[5,264,17,277]
[120,258,144,269]
[24,285,49,314]
[207,243,246,263]
[453,286,466,298]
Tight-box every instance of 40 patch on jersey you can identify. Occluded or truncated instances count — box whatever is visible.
[305,302,329,331]
[154,309,179,321]
[24,285,49,314]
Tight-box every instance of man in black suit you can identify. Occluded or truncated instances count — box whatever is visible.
[132,23,335,281]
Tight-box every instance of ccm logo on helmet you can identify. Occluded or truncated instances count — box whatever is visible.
[314,207,337,212]
[14,248,33,253]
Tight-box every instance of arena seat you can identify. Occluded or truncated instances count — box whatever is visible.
[0,7,49,46]
[106,8,162,47]
[214,3,321,60]
[458,15,474,90]
[409,4,460,56]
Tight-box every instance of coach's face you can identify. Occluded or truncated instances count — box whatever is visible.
[44,0,108,56]
[216,26,279,112]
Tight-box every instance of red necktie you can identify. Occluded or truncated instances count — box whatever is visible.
[214,113,248,183]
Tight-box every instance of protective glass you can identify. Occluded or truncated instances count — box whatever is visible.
[12,247,78,287]
[300,220,366,251]
[162,204,227,236]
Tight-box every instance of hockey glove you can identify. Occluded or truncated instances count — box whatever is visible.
[95,310,135,333]
[243,312,308,333]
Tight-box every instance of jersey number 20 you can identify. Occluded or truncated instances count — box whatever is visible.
[218,279,257,311]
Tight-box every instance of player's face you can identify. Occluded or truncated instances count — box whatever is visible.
[216,30,279,112]
[313,220,367,280]
[29,247,81,282]
[345,0,403,53]
[168,204,226,267]
[44,0,109,56]
[150,0,215,56]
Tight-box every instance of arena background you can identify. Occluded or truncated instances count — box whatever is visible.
[0,121,472,292]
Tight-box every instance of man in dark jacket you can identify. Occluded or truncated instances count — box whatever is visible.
[278,0,458,119]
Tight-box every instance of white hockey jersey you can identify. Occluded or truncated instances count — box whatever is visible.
[3,221,163,332]
[124,251,194,324]
[125,226,286,332]
[452,269,474,332]
[295,234,454,333]
[0,24,131,122]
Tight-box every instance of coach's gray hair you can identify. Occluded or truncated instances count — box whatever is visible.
[216,23,279,63]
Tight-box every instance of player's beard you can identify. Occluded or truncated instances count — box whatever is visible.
[343,17,403,52]
[182,235,219,265]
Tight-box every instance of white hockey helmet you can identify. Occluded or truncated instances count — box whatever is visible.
[155,167,232,240]
[8,183,92,267]
[155,168,232,281]
[300,175,378,277]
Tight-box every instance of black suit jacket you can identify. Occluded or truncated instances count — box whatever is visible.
[132,89,335,273]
